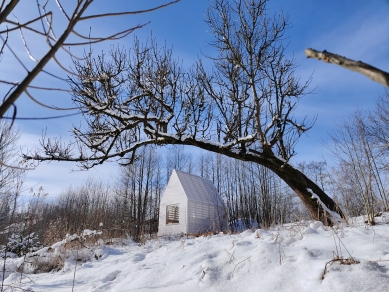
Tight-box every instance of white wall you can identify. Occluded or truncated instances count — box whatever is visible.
[188,201,226,234]
[157,171,188,236]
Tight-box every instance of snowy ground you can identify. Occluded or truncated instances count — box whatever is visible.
[2,215,389,292]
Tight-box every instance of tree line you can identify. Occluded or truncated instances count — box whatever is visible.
[2,96,389,250]
[1,0,389,251]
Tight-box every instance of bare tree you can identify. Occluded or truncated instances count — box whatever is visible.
[0,120,26,232]
[116,146,160,242]
[0,0,179,118]
[26,0,345,225]
[165,145,193,180]
[369,92,389,154]
[328,110,387,225]
[329,162,366,219]
[0,120,26,290]
[297,161,329,192]
[210,152,300,230]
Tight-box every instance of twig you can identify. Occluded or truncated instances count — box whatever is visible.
[330,227,354,260]
[78,1,180,21]
[321,257,360,280]
[231,256,252,278]
[198,267,209,281]
[224,248,236,264]
[71,248,79,292]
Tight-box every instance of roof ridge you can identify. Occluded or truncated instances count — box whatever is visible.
[173,169,213,182]
[172,169,224,206]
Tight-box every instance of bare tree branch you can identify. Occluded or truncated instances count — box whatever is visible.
[79,0,180,21]
[0,0,90,117]
[25,0,344,225]
[0,0,180,118]
[0,0,19,24]
[305,48,389,88]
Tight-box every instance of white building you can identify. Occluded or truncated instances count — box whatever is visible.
[157,170,226,236]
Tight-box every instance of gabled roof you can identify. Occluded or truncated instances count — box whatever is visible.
[174,170,224,206]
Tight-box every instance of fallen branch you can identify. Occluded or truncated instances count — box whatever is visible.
[305,48,389,88]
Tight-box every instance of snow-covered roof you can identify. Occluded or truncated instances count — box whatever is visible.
[174,170,224,206]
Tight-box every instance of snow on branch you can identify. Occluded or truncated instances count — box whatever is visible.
[305,48,389,88]
[307,188,342,223]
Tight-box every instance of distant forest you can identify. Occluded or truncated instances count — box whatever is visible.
[2,115,389,250]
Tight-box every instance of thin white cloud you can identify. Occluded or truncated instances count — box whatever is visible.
[311,8,389,62]
[302,3,389,90]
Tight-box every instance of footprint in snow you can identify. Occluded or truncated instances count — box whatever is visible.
[133,253,146,262]
[102,270,121,283]
[236,240,252,246]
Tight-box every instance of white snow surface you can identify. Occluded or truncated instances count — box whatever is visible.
[2,215,389,291]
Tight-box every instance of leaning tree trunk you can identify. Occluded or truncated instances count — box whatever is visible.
[246,151,345,225]
[265,158,345,225]
[159,137,346,226]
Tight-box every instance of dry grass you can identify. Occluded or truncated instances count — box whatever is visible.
[321,256,360,280]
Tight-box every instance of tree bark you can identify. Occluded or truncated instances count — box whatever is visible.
[305,48,389,88]
[264,156,344,225]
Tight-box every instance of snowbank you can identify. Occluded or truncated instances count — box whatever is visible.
[2,215,389,291]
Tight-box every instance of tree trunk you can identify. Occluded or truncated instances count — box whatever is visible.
[158,137,346,225]
[267,160,344,225]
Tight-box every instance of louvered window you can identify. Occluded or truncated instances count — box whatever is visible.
[166,204,179,224]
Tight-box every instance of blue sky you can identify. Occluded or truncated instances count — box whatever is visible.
[2,0,389,197]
